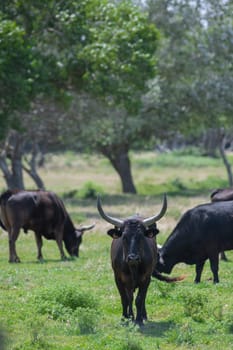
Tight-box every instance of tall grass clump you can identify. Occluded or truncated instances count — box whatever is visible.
[13,320,57,350]
[181,291,208,322]
[32,284,99,335]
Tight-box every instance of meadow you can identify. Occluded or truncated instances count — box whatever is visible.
[1,150,233,350]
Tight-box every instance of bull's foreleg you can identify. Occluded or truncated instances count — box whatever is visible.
[55,233,67,260]
[194,260,205,283]
[114,276,130,319]
[126,289,134,320]
[8,227,21,263]
[34,233,43,261]
[135,279,150,326]
[209,255,219,283]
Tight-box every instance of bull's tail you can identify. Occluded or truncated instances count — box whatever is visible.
[0,189,17,231]
[152,269,185,283]
[0,189,16,205]
[0,219,6,231]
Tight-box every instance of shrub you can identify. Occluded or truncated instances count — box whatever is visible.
[77,181,104,199]
[33,284,98,319]
[182,291,208,322]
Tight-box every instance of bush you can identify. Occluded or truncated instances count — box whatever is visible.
[77,182,105,200]
[33,284,98,318]
[31,284,100,335]
[182,291,208,322]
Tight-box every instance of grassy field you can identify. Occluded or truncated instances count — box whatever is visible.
[1,150,233,350]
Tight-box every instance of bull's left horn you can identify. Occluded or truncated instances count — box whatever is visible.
[97,196,123,227]
[79,223,95,232]
[143,194,167,227]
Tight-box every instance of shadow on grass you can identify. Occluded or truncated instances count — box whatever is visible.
[21,256,78,264]
[140,320,175,337]
[62,187,217,206]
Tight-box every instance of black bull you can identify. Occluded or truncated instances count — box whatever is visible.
[156,200,233,283]
[97,195,182,325]
[0,189,94,262]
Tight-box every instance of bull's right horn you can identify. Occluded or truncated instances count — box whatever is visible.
[97,196,123,227]
[142,194,167,227]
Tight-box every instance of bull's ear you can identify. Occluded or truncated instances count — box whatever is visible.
[75,229,82,238]
[107,228,122,239]
[145,226,159,238]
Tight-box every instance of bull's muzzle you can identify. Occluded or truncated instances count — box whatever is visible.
[127,253,141,265]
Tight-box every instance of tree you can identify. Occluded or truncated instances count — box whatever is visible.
[0,16,37,138]
[142,0,233,184]
[1,0,160,193]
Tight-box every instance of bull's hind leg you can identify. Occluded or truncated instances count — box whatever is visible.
[209,255,219,283]
[34,233,43,261]
[8,227,21,263]
[194,260,205,283]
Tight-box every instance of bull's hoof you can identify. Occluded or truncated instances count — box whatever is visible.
[9,257,21,263]
[61,255,68,261]
[135,320,144,327]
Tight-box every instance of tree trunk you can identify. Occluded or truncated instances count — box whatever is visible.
[202,128,219,157]
[23,143,45,190]
[219,135,233,187]
[102,148,137,194]
[0,131,25,189]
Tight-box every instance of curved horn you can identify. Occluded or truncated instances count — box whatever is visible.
[97,196,123,227]
[142,194,167,227]
[79,223,95,232]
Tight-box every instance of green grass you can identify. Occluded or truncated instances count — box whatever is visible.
[1,150,233,349]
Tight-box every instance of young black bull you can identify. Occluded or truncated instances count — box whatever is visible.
[97,195,169,326]
[156,200,233,283]
[0,189,94,262]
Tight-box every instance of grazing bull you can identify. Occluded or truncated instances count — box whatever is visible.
[0,189,94,262]
[97,195,169,325]
[210,188,233,261]
[156,200,233,283]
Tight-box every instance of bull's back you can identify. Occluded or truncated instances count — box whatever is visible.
[164,202,233,261]
[4,191,66,232]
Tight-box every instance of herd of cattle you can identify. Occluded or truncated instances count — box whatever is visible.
[1,187,233,325]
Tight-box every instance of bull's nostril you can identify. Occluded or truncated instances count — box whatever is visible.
[127,254,141,263]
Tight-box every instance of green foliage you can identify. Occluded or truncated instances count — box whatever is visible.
[182,291,208,322]
[77,181,105,199]
[137,175,227,197]
[32,284,99,335]
[144,0,233,139]
[13,320,57,350]
[0,18,35,136]
[59,182,102,201]
[34,284,98,316]
[77,1,159,112]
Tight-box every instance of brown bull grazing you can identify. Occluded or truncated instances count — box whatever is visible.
[0,189,95,262]
[97,195,183,326]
